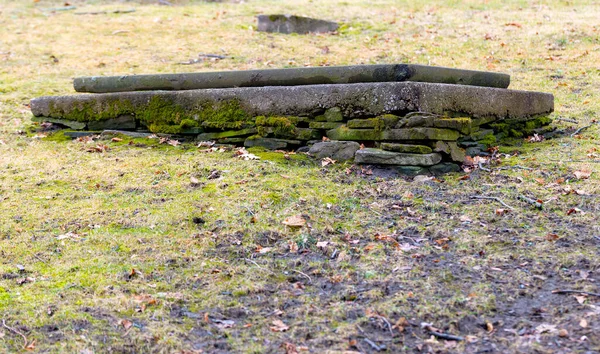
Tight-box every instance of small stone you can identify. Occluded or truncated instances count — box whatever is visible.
[382,128,460,141]
[296,146,310,153]
[429,162,461,175]
[244,137,301,150]
[380,143,432,154]
[308,141,360,161]
[197,128,257,141]
[309,122,344,130]
[355,148,442,166]
[465,146,484,157]
[434,141,466,162]
[87,115,136,131]
[31,116,86,130]
[257,14,339,35]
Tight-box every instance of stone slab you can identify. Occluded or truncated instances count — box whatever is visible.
[196,128,257,141]
[32,82,554,125]
[87,114,135,131]
[380,143,432,154]
[244,137,301,150]
[257,14,338,34]
[31,116,86,130]
[308,141,360,161]
[73,64,510,93]
[355,148,442,166]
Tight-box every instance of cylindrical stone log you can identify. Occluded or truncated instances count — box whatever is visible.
[73,64,511,93]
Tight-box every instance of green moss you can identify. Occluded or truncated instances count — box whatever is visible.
[478,133,497,147]
[255,116,297,137]
[43,131,72,142]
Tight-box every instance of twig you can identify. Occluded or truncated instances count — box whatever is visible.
[552,289,600,297]
[519,195,543,210]
[292,269,312,284]
[74,9,135,15]
[571,123,598,137]
[554,117,578,124]
[470,195,515,210]
[198,53,229,59]
[2,319,29,349]
[478,161,491,172]
[363,338,384,351]
[158,0,174,5]
[497,165,532,171]
[244,258,273,274]
[376,315,394,337]
[427,330,465,341]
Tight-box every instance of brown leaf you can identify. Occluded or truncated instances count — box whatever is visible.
[321,157,336,167]
[111,137,123,142]
[25,340,36,351]
[270,319,289,332]
[574,169,592,179]
[545,233,559,241]
[120,319,133,330]
[282,215,306,228]
[580,318,588,328]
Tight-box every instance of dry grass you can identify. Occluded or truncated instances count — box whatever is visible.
[1,0,600,352]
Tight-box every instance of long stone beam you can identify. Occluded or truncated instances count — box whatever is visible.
[72,64,511,93]
[31,82,552,123]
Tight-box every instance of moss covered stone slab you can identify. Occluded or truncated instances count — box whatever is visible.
[347,118,381,129]
[433,118,472,135]
[382,128,460,141]
[73,64,511,93]
[326,126,382,141]
[355,148,442,166]
[380,143,432,154]
[315,107,344,122]
[32,82,554,134]
[434,141,466,162]
[308,141,360,161]
[244,137,301,150]
[309,122,343,130]
[196,128,257,141]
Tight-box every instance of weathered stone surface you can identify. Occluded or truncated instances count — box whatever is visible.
[470,129,494,141]
[391,165,429,176]
[63,131,101,138]
[294,128,321,141]
[102,130,152,138]
[244,137,301,150]
[87,115,135,131]
[308,141,360,161]
[355,148,442,166]
[434,141,466,162]
[196,128,257,141]
[382,128,460,141]
[380,143,432,154]
[322,107,343,122]
[257,14,338,34]
[33,82,554,124]
[326,127,382,141]
[73,64,511,93]
[429,162,461,175]
[433,118,472,135]
[309,122,343,130]
[31,116,86,130]
[347,118,381,129]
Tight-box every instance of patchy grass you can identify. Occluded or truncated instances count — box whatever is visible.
[1,0,600,352]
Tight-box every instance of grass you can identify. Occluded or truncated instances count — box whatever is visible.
[1,0,600,352]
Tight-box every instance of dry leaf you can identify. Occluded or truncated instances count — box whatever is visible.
[459,215,472,223]
[316,241,329,248]
[282,215,306,228]
[574,169,592,179]
[321,157,336,167]
[111,137,123,142]
[535,323,557,334]
[574,295,587,304]
[545,233,559,241]
[270,319,289,332]
[167,139,181,147]
[120,319,133,330]
[580,318,588,328]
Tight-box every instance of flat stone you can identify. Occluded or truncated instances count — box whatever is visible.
[217,137,246,144]
[321,107,343,122]
[101,130,152,138]
[433,118,472,135]
[355,148,442,166]
[257,14,338,34]
[308,141,360,161]
[380,143,432,154]
[470,129,495,141]
[309,122,343,130]
[294,128,322,141]
[434,141,466,162]
[196,128,257,141]
[87,114,136,131]
[347,118,381,129]
[32,82,554,125]
[327,127,382,141]
[429,162,461,175]
[382,128,460,141]
[63,131,101,138]
[31,116,86,130]
[244,137,301,150]
[73,64,511,93]
[471,116,498,126]
[391,166,429,176]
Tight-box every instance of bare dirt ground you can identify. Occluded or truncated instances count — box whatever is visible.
[1,0,599,353]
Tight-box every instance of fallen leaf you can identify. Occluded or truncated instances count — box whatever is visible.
[580,318,588,328]
[574,169,592,179]
[574,295,587,304]
[282,215,306,228]
[495,208,510,215]
[486,322,494,333]
[111,137,123,142]
[558,329,569,337]
[459,215,472,223]
[270,319,289,332]
[545,233,559,241]
[316,241,329,248]
[257,247,273,254]
[25,340,36,351]
[321,157,336,167]
[535,323,557,334]
[120,319,133,330]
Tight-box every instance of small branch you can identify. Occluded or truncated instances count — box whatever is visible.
[518,195,543,210]
[470,195,515,210]
[292,269,312,284]
[497,165,532,171]
[244,258,273,274]
[376,315,394,337]
[428,330,465,341]
[552,289,600,297]
[571,123,598,137]
[554,117,578,124]
[2,319,29,349]
[478,161,491,172]
[74,9,135,15]
[363,338,385,351]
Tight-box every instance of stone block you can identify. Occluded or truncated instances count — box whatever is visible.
[382,128,460,141]
[244,137,301,150]
[308,141,360,161]
[309,122,343,130]
[355,148,442,166]
[380,143,432,154]
[87,114,135,131]
[196,128,257,141]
